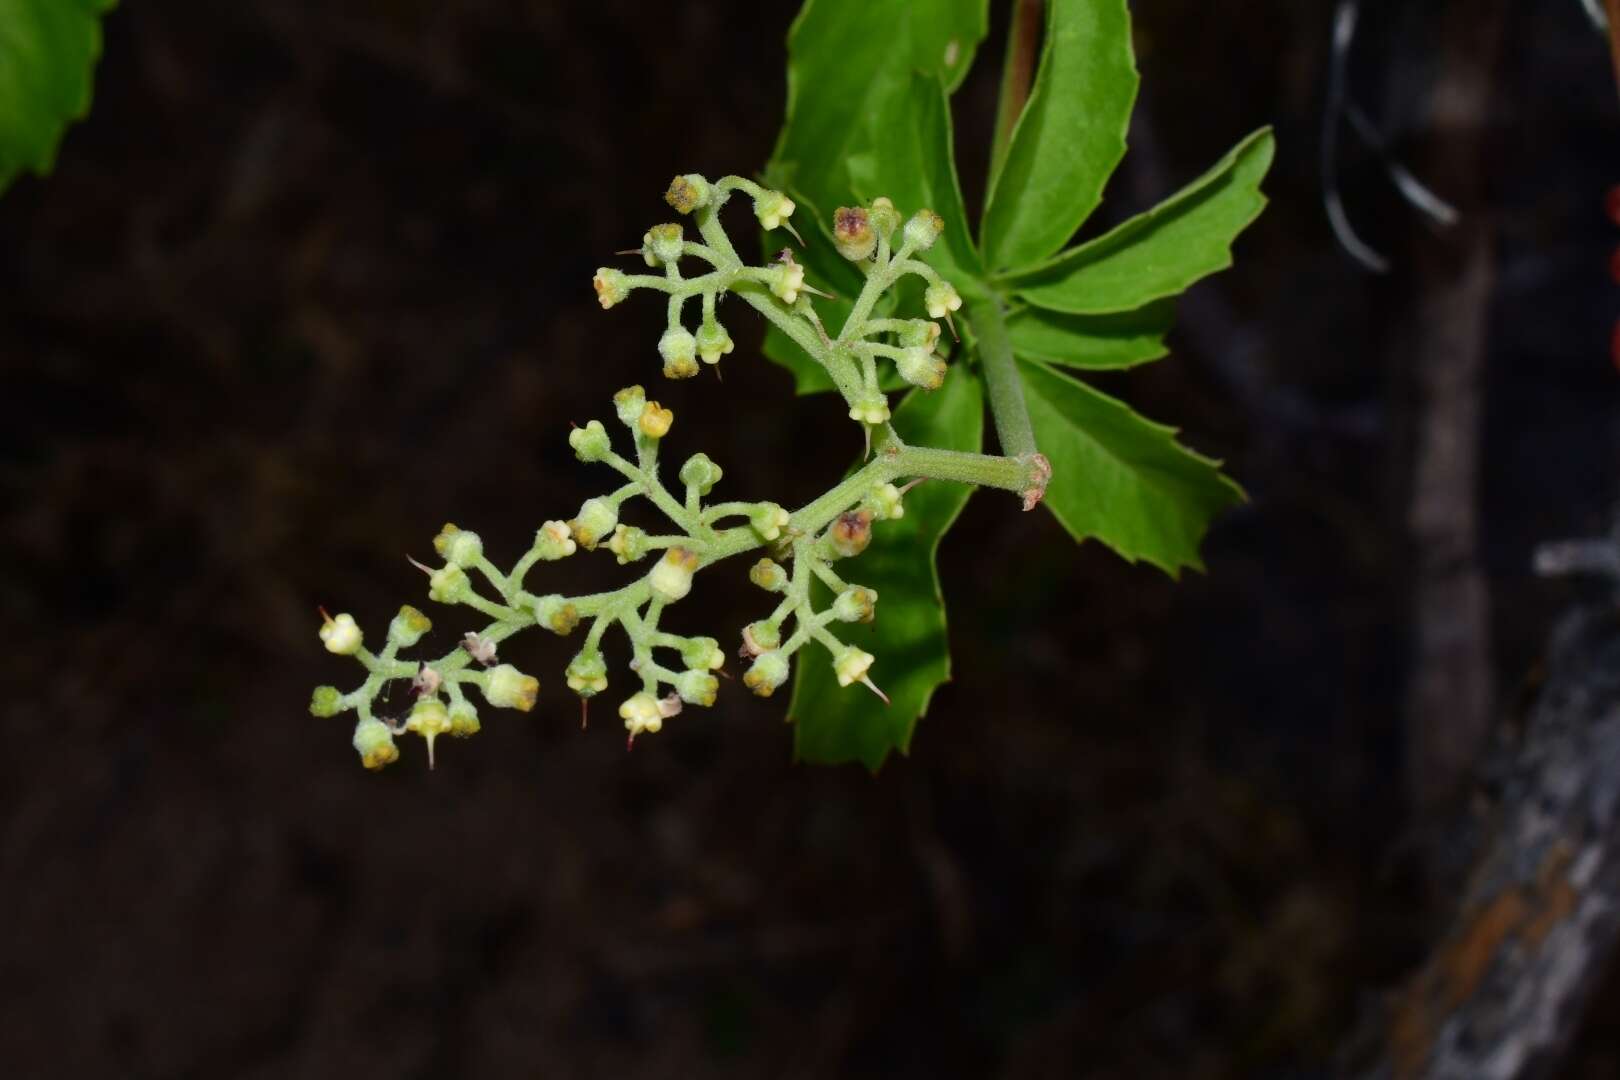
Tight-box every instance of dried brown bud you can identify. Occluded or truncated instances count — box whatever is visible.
[833,206,877,261]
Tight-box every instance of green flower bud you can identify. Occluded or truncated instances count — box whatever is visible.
[766,258,805,304]
[847,393,890,426]
[743,650,790,697]
[432,523,483,568]
[832,645,875,688]
[898,319,940,349]
[353,716,399,771]
[678,636,725,671]
[448,701,481,738]
[754,190,796,231]
[619,691,665,737]
[658,328,697,379]
[740,620,780,657]
[869,196,901,239]
[827,509,874,559]
[484,664,540,711]
[638,401,674,439]
[903,209,944,251]
[749,502,791,542]
[896,345,947,390]
[925,280,963,320]
[679,452,723,495]
[674,669,719,707]
[569,420,612,462]
[592,267,630,309]
[309,685,345,718]
[387,605,433,648]
[319,611,363,655]
[607,524,650,565]
[665,173,711,214]
[648,546,700,603]
[862,482,906,521]
[613,385,647,427]
[695,319,735,364]
[643,222,684,266]
[531,594,580,635]
[833,206,876,261]
[748,557,787,592]
[566,648,609,697]
[428,564,471,604]
[832,586,878,624]
[532,520,577,560]
[570,498,618,549]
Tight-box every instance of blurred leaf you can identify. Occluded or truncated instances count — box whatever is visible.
[848,72,980,285]
[1006,300,1175,370]
[1020,357,1242,576]
[980,0,1138,271]
[790,372,983,769]
[1002,128,1275,313]
[0,0,116,193]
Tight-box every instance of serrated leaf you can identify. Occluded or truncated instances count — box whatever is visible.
[980,0,1138,272]
[790,372,983,769]
[1006,299,1175,370]
[1019,357,1242,576]
[1001,128,1275,314]
[0,0,116,193]
[847,72,980,285]
[766,0,988,225]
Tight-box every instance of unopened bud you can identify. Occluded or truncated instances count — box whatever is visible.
[847,393,890,426]
[862,482,906,521]
[828,509,874,559]
[679,453,723,495]
[569,498,618,549]
[593,267,630,309]
[898,320,941,349]
[648,546,700,603]
[695,319,735,364]
[428,564,471,604]
[896,345,947,390]
[620,691,664,737]
[743,650,791,697]
[448,702,481,738]
[658,329,697,380]
[613,385,647,427]
[566,649,609,697]
[569,420,612,462]
[767,258,805,304]
[484,664,539,711]
[679,636,725,671]
[607,524,650,564]
[432,523,483,568]
[749,502,791,542]
[754,190,796,231]
[532,520,577,560]
[310,685,345,717]
[353,717,399,770]
[387,605,432,648]
[903,209,944,251]
[639,401,674,439]
[869,196,901,238]
[832,645,875,688]
[832,586,878,623]
[643,222,684,266]
[749,557,787,592]
[674,669,719,707]
[531,594,580,635]
[740,620,781,657]
[925,280,963,319]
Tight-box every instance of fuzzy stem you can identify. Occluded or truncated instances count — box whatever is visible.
[969,296,1037,459]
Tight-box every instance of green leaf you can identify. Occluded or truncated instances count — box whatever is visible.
[1019,357,1242,576]
[766,0,989,224]
[847,72,980,284]
[790,372,983,769]
[1001,128,1275,314]
[979,0,1138,272]
[0,0,117,193]
[1006,299,1174,370]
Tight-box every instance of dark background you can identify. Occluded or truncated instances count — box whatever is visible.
[4,1,1619,1076]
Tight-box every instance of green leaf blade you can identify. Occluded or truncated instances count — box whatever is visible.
[1020,357,1242,576]
[1002,127,1275,314]
[0,0,116,192]
[980,0,1139,272]
[1006,299,1175,370]
[789,372,984,769]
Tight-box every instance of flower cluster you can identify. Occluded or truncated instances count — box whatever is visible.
[313,175,1037,770]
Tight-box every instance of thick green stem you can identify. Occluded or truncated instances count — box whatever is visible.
[969,297,1037,459]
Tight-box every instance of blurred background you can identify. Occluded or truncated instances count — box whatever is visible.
[4,1,1620,1076]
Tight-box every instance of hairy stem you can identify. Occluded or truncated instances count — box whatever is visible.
[969,296,1038,459]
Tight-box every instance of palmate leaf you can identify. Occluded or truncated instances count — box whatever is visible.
[1018,356,1243,576]
[790,372,982,769]
[980,0,1138,271]
[1005,300,1175,370]
[0,0,116,193]
[1001,129,1275,313]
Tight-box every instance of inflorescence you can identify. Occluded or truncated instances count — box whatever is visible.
[313,174,1039,770]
